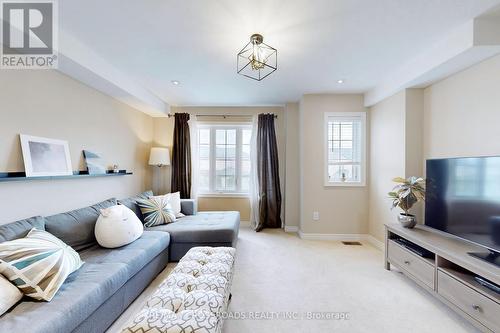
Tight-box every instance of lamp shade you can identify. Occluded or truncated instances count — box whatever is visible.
[149,147,170,166]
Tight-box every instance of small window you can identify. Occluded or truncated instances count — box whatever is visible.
[198,124,252,195]
[324,112,366,186]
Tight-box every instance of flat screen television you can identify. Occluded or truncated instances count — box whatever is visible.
[425,156,500,266]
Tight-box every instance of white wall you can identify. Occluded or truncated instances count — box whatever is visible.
[405,90,424,177]
[299,94,369,235]
[368,89,424,242]
[284,103,300,229]
[0,70,154,224]
[152,116,175,194]
[368,91,406,241]
[423,54,500,159]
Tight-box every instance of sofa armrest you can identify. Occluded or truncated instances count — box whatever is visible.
[180,199,197,215]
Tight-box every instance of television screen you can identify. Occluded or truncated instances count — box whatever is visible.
[425,156,500,253]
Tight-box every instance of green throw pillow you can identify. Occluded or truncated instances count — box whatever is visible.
[0,228,83,301]
[137,196,176,227]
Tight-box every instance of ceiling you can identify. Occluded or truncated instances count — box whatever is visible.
[60,0,500,107]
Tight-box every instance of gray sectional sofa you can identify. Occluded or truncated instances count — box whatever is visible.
[0,191,240,333]
[119,191,240,261]
[149,211,241,261]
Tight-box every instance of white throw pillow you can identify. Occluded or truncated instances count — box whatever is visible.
[150,192,184,218]
[95,205,143,248]
[0,274,22,315]
[169,192,183,217]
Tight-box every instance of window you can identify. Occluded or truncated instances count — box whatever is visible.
[324,112,366,186]
[198,124,252,195]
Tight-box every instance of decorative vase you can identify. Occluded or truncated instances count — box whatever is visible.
[398,213,417,228]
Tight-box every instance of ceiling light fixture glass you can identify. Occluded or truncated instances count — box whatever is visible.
[237,34,277,81]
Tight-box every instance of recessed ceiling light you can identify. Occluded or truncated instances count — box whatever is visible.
[337,79,345,84]
[171,80,180,85]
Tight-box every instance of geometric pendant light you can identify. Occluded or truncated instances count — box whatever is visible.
[237,34,277,81]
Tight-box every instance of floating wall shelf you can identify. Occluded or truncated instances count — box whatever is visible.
[0,170,132,183]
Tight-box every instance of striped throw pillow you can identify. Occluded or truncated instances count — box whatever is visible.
[0,228,83,301]
[137,196,176,227]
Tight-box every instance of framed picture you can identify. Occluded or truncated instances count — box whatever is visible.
[83,150,106,175]
[20,134,73,177]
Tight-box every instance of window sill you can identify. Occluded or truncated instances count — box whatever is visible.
[324,181,366,187]
[197,193,250,198]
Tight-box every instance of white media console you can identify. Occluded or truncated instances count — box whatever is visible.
[385,223,500,333]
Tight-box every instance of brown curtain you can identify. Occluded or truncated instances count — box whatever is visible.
[171,113,191,198]
[255,113,282,231]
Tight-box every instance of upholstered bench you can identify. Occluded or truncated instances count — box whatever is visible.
[122,247,236,333]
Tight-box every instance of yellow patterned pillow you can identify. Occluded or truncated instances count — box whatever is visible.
[0,228,83,301]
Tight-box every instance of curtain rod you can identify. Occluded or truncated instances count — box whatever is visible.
[167,113,277,119]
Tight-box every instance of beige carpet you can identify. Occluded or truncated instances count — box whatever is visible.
[109,226,478,333]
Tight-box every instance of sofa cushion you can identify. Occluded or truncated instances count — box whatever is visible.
[180,199,197,216]
[0,231,170,333]
[80,231,170,278]
[0,216,45,243]
[148,211,239,261]
[118,190,153,222]
[45,198,117,251]
[147,211,240,244]
[0,261,129,333]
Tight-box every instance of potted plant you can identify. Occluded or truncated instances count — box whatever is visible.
[389,176,426,228]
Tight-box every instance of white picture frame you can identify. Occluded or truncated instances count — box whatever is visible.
[20,134,73,177]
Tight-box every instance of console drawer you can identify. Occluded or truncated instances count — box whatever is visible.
[388,240,434,289]
[438,270,500,332]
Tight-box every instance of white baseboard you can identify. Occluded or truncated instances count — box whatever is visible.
[239,223,384,250]
[298,232,365,241]
[284,226,299,233]
[298,231,384,251]
[239,220,251,227]
[366,235,384,250]
[240,222,299,233]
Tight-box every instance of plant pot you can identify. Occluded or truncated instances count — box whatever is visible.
[398,213,417,228]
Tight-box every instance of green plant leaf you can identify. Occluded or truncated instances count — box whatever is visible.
[392,177,406,183]
[389,175,426,213]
